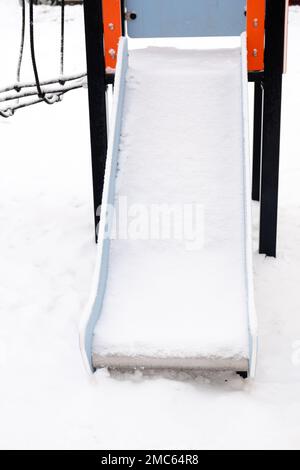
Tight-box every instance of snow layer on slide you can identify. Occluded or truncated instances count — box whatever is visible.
[93,45,250,361]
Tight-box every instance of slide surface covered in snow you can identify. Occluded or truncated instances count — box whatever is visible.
[81,37,256,375]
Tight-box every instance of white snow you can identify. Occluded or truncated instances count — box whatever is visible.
[93,45,251,365]
[0,0,300,450]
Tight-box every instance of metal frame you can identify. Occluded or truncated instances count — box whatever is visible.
[252,80,263,202]
[250,1,287,257]
[247,0,265,72]
[83,0,108,242]
[259,0,287,257]
[84,0,124,242]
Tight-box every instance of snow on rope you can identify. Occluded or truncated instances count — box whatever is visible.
[0,0,86,118]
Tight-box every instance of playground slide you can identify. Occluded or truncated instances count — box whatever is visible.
[80,35,257,377]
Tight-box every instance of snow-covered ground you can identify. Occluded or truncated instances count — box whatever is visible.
[0,1,300,450]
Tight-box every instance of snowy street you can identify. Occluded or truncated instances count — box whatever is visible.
[0,1,300,449]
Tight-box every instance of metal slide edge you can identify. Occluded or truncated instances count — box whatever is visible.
[79,37,128,373]
[240,32,258,379]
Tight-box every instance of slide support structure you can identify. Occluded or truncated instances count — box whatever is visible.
[83,0,108,242]
[252,80,263,202]
[259,0,286,257]
[83,0,287,254]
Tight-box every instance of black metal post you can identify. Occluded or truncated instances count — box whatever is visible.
[259,0,286,257]
[120,0,126,35]
[252,80,263,201]
[83,0,107,242]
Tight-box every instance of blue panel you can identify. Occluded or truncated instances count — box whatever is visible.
[126,0,246,38]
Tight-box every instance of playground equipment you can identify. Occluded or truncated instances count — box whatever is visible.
[80,1,287,377]
[0,0,86,117]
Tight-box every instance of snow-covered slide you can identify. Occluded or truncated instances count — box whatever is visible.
[80,35,257,377]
